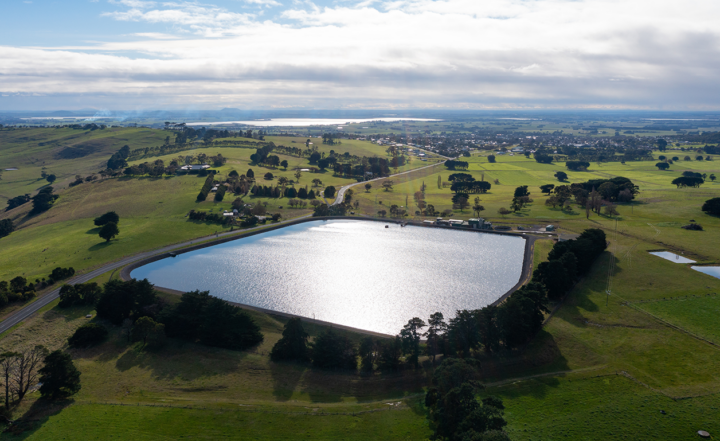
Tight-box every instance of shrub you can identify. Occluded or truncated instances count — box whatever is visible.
[68,323,108,348]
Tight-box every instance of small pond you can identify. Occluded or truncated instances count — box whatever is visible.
[132,220,526,334]
[692,266,720,280]
[649,251,696,264]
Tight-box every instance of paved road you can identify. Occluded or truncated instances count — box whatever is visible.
[332,156,451,206]
[0,157,452,334]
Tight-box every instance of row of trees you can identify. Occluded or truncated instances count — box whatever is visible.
[61,280,264,352]
[196,174,217,201]
[445,160,470,170]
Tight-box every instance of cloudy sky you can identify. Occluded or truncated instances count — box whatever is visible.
[2,0,720,110]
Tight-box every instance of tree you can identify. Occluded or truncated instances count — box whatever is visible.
[99,221,119,242]
[424,312,447,364]
[270,317,310,362]
[365,183,372,192]
[295,170,302,182]
[400,317,426,368]
[697,155,704,161]
[12,346,48,403]
[657,138,667,151]
[487,155,496,163]
[247,169,255,179]
[0,219,13,239]
[94,211,119,227]
[323,186,336,198]
[38,350,81,400]
[30,187,58,215]
[131,316,165,346]
[358,337,378,372]
[497,207,511,217]
[280,160,288,170]
[554,171,568,182]
[68,323,108,348]
[0,352,19,408]
[264,172,274,180]
[540,184,555,194]
[46,174,56,184]
[382,180,394,191]
[59,283,101,308]
[311,329,358,370]
[710,174,716,182]
[377,336,403,371]
[655,162,670,170]
[702,197,720,216]
[96,279,156,325]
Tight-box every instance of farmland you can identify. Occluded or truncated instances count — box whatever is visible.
[1,126,720,440]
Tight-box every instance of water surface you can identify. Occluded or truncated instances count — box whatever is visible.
[187,118,439,127]
[692,266,720,280]
[649,251,696,264]
[132,220,525,334]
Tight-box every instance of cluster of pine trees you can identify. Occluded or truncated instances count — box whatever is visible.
[196,174,217,201]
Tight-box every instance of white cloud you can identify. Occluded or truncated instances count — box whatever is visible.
[3,0,720,109]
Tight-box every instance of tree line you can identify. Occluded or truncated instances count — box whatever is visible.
[60,280,264,353]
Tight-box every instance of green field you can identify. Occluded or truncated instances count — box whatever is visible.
[639,295,720,344]
[2,127,720,439]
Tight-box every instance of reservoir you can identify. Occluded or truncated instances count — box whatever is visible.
[131,220,526,334]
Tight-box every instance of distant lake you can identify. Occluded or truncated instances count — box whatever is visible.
[186,118,440,127]
[131,220,525,334]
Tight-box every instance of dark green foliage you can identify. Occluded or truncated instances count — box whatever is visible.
[399,317,426,368]
[58,283,101,308]
[95,279,157,325]
[547,228,606,275]
[554,171,568,182]
[377,336,403,371]
[445,160,469,170]
[214,184,226,202]
[656,162,670,170]
[131,316,166,346]
[99,222,119,242]
[68,323,108,348]
[534,152,554,164]
[312,203,346,217]
[107,145,130,170]
[270,318,310,362]
[702,197,720,215]
[451,181,491,194]
[323,186,336,198]
[426,361,507,441]
[533,259,572,300]
[187,209,231,225]
[448,310,481,358]
[30,186,58,215]
[93,211,119,227]
[49,267,75,282]
[487,155,496,163]
[0,219,13,239]
[358,337,378,371]
[159,290,263,350]
[449,173,474,182]
[566,161,590,171]
[5,194,31,211]
[39,350,81,400]
[431,358,479,397]
[311,329,358,370]
[540,184,555,194]
[672,176,704,188]
[579,176,639,200]
[196,174,216,201]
